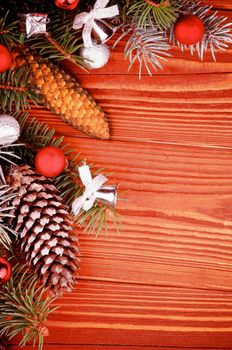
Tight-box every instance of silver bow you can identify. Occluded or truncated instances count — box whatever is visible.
[73,0,119,47]
[72,164,108,215]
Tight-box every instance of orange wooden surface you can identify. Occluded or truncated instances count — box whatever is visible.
[8,1,232,349]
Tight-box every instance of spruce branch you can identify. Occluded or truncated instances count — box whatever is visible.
[76,204,123,237]
[0,12,20,48]
[114,23,171,78]
[0,67,41,111]
[28,19,86,69]
[126,0,180,30]
[0,263,58,350]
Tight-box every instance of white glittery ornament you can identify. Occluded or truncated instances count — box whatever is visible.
[79,43,110,69]
[0,114,20,146]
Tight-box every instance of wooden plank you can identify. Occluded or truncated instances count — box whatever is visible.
[8,140,232,349]
[5,2,232,350]
[13,139,232,291]
[68,141,232,290]
[212,0,232,8]
[24,8,232,148]
[11,343,225,350]
[10,281,232,348]
[9,346,232,350]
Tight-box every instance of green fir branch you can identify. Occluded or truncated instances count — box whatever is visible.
[0,67,41,111]
[76,203,123,237]
[126,0,180,30]
[28,19,86,70]
[0,263,58,350]
[0,11,20,48]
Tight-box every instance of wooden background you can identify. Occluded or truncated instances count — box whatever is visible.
[9,1,232,348]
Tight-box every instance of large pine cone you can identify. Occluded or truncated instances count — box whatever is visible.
[7,165,79,296]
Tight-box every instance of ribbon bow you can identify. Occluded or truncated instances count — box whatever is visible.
[73,0,119,47]
[72,163,108,215]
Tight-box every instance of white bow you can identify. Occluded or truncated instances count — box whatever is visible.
[73,0,119,47]
[72,164,108,215]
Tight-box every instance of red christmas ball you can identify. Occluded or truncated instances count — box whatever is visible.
[55,0,80,10]
[174,14,205,46]
[0,257,12,285]
[35,146,67,177]
[0,45,12,73]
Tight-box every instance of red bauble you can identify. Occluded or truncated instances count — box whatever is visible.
[174,14,205,46]
[0,257,12,285]
[0,45,12,73]
[35,146,67,177]
[55,0,80,10]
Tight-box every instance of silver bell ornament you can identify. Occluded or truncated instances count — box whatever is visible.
[95,184,118,207]
[79,43,110,69]
[72,163,118,216]
[0,114,20,146]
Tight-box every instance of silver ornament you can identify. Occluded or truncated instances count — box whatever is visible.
[0,114,20,146]
[79,43,110,69]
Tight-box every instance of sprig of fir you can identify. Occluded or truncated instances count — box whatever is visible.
[0,67,41,111]
[126,0,180,30]
[28,18,86,70]
[0,263,58,350]
[0,11,20,48]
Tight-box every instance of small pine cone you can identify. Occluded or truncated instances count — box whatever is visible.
[7,165,79,296]
[12,48,110,140]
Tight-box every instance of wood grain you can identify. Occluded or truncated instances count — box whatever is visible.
[6,1,232,349]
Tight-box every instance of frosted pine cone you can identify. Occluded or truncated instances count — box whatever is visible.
[7,165,79,296]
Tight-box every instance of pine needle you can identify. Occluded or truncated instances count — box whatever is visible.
[127,0,180,30]
[114,23,171,78]
[0,11,20,48]
[28,18,87,70]
[0,67,41,111]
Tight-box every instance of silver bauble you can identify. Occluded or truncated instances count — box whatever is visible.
[79,43,110,69]
[0,114,20,146]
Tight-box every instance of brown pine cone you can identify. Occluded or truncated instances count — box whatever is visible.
[7,165,79,296]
